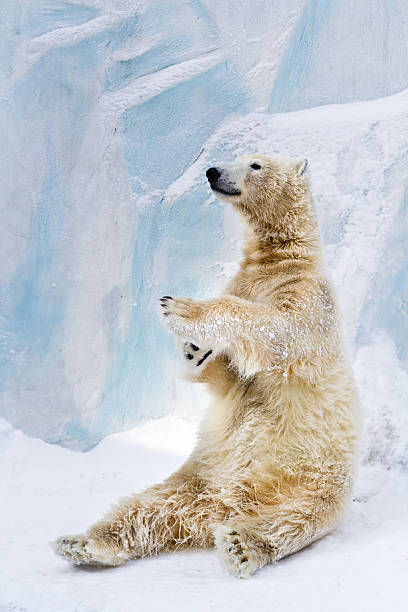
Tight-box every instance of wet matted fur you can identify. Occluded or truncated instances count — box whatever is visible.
[54,155,359,578]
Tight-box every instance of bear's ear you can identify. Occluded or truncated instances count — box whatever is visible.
[295,158,308,177]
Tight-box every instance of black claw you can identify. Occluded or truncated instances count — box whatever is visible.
[196,350,212,367]
[230,531,238,535]
[241,557,248,563]
[190,343,199,351]
[161,295,173,300]
[185,353,194,360]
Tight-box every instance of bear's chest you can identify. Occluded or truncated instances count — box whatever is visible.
[229,275,273,303]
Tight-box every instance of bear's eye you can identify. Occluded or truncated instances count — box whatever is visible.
[250,162,261,170]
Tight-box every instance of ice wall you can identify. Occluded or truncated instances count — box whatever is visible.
[1,1,407,461]
[269,0,408,113]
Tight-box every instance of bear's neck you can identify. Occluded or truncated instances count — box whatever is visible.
[240,200,321,267]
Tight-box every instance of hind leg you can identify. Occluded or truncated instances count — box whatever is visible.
[54,472,226,566]
[214,486,348,578]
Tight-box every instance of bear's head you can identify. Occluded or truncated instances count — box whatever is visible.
[206,154,310,236]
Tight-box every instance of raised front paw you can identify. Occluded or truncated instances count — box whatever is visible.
[160,296,204,319]
[160,296,207,339]
[183,342,213,368]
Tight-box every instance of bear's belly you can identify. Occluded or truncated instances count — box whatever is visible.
[193,364,358,493]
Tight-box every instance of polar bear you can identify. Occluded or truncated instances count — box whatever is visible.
[54,155,359,578]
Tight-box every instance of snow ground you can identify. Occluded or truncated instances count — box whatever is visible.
[1,415,407,612]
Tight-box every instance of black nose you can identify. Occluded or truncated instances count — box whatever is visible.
[206,167,221,182]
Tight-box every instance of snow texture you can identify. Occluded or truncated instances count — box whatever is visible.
[0,416,407,611]
[1,1,408,469]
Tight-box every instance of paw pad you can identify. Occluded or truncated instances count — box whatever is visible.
[215,526,258,579]
[183,342,213,368]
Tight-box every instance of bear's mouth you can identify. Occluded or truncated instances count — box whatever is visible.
[211,186,241,196]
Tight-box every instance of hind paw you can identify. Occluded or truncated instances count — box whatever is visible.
[53,534,125,567]
[214,526,259,579]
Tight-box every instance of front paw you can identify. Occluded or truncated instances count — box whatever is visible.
[183,342,213,368]
[160,296,204,320]
[160,296,209,341]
